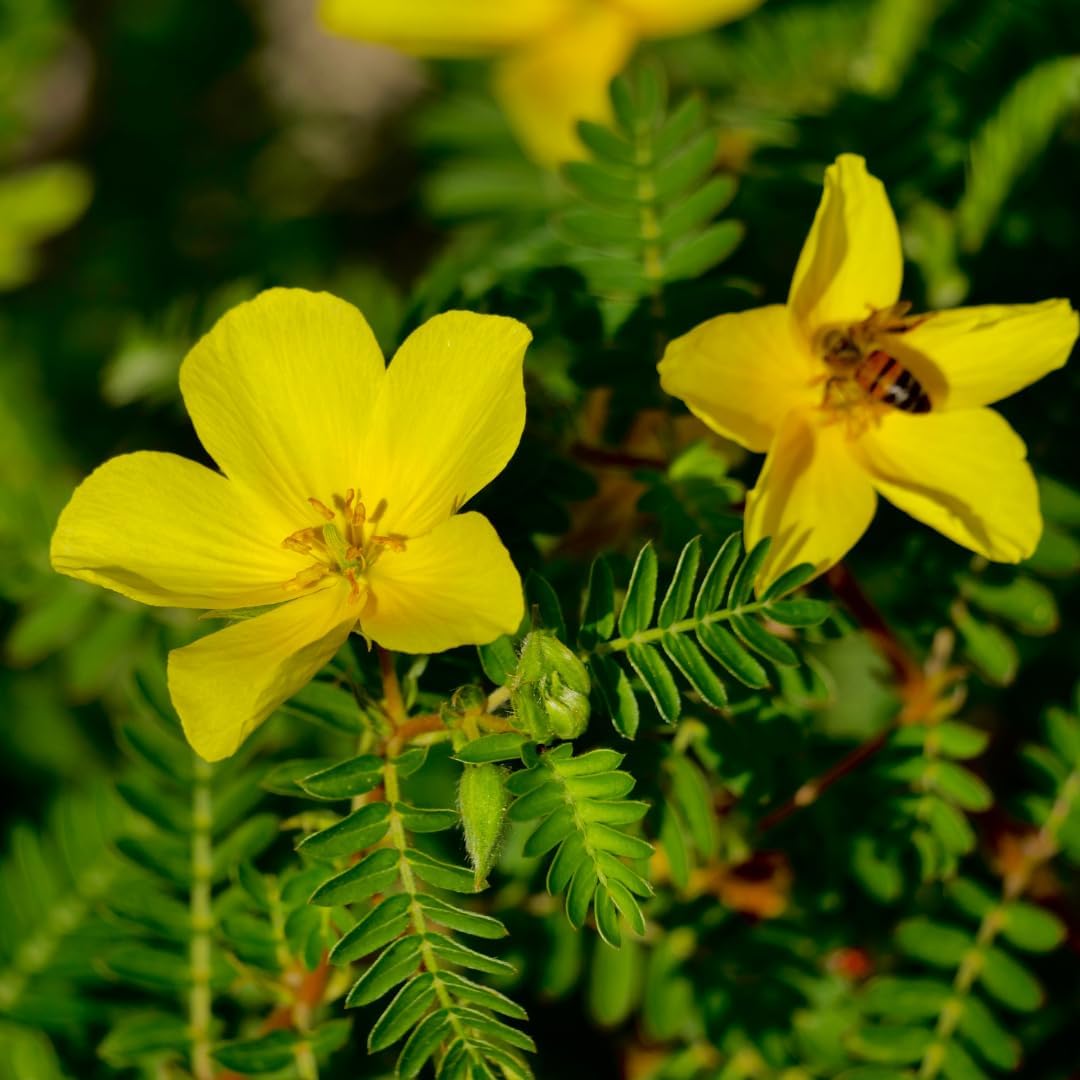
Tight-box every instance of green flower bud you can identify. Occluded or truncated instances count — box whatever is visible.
[509,631,591,742]
[458,762,509,889]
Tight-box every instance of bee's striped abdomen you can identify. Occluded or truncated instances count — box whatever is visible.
[855,349,931,414]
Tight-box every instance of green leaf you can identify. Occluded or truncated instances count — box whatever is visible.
[619,544,659,638]
[565,861,598,929]
[346,935,424,1007]
[590,653,639,738]
[330,894,412,965]
[661,632,727,708]
[425,932,516,976]
[576,118,634,163]
[526,570,567,641]
[580,557,617,648]
[310,848,400,907]
[659,176,736,241]
[452,1006,536,1052]
[593,887,622,947]
[565,771,635,799]
[626,643,681,723]
[895,919,971,966]
[395,804,460,833]
[729,537,770,604]
[694,534,741,618]
[764,598,830,626]
[553,748,625,776]
[861,976,950,1020]
[398,1009,452,1079]
[979,946,1043,1011]
[650,85,697,158]
[478,635,519,687]
[261,758,335,798]
[563,160,637,206]
[761,562,817,599]
[286,679,367,734]
[652,130,716,202]
[214,1031,299,1072]
[368,973,437,1052]
[662,220,743,281]
[508,780,564,822]
[416,895,508,939]
[730,613,798,666]
[579,799,649,825]
[848,1025,932,1064]
[931,761,993,811]
[523,805,577,858]
[666,756,717,859]
[547,833,589,895]
[658,537,702,627]
[297,802,391,859]
[455,733,529,764]
[405,850,477,893]
[300,755,383,800]
[696,622,768,687]
[588,822,652,860]
[439,971,528,1019]
[1000,901,1066,952]
[957,994,1020,1070]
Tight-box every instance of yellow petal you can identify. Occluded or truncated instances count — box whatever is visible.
[858,408,1040,562]
[169,581,356,761]
[613,0,764,37]
[180,288,385,524]
[318,0,570,55]
[788,154,903,338]
[493,6,637,165]
[658,304,818,453]
[361,512,523,653]
[50,452,300,608]
[745,411,877,589]
[881,300,1078,412]
[363,311,530,538]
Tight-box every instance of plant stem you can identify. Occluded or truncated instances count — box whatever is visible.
[917,761,1080,1078]
[590,598,773,656]
[189,756,215,1080]
[379,646,407,727]
[757,727,894,833]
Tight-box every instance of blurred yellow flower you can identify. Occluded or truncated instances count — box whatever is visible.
[318,0,764,165]
[659,154,1079,589]
[51,289,528,760]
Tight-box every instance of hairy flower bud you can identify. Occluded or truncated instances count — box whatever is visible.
[458,762,509,889]
[509,630,591,742]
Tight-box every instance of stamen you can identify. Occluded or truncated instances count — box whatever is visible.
[284,564,328,592]
[282,527,320,554]
[371,534,407,553]
[345,568,363,602]
[308,497,335,521]
[352,500,367,527]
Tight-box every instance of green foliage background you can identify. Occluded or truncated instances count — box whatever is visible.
[1,1,1079,1078]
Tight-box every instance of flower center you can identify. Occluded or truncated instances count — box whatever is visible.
[281,489,406,603]
[816,301,932,430]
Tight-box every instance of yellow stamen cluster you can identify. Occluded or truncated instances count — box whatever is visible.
[282,487,405,602]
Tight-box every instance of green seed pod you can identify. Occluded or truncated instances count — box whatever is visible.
[458,762,509,889]
[509,631,591,742]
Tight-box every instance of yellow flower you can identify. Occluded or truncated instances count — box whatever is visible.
[659,154,1079,589]
[318,0,764,166]
[51,289,529,760]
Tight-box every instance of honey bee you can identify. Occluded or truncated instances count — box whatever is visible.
[822,302,931,414]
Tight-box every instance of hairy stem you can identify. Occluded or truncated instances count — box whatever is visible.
[189,756,215,1080]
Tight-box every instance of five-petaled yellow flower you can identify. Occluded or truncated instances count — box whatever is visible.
[319,0,763,166]
[51,289,529,761]
[659,154,1079,589]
